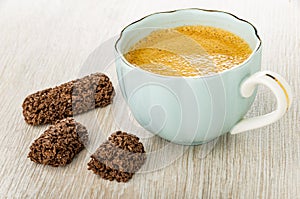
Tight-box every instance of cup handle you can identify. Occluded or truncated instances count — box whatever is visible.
[230,70,293,134]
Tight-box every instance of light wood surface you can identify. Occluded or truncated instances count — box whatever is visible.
[0,0,299,198]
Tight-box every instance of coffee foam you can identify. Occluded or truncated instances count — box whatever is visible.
[125,25,252,76]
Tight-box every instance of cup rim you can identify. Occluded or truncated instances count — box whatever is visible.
[114,8,262,79]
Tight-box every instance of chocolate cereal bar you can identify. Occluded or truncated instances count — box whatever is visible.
[87,131,146,183]
[28,117,88,167]
[22,73,114,125]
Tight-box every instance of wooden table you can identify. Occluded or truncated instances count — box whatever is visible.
[0,0,299,198]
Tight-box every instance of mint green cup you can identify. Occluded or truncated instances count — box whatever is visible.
[115,9,292,145]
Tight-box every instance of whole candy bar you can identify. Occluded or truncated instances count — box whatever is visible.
[22,73,115,125]
[87,131,146,183]
[28,117,88,167]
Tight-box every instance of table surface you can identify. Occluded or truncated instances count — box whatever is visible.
[0,0,299,198]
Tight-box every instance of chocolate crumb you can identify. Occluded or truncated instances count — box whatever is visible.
[28,118,88,167]
[22,73,115,125]
[87,131,146,183]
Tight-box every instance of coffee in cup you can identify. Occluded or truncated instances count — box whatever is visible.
[115,9,292,145]
[124,25,252,76]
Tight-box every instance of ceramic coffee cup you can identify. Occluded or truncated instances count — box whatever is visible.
[115,8,292,145]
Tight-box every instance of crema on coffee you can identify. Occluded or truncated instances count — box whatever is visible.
[124,25,252,76]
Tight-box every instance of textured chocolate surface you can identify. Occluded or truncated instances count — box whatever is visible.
[87,131,146,183]
[28,118,88,167]
[22,73,114,125]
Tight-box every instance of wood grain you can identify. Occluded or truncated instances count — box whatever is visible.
[0,0,299,198]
